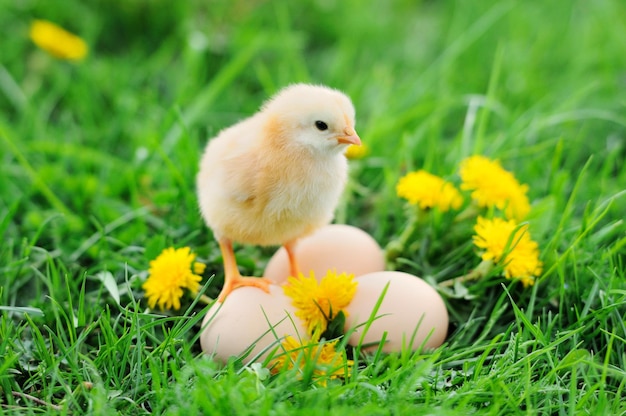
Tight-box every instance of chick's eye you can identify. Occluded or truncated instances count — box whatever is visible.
[314,120,328,131]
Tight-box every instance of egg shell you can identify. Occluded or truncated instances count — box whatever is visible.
[200,284,306,364]
[344,271,448,352]
[264,224,385,283]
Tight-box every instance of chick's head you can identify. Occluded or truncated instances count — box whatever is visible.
[262,84,361,155]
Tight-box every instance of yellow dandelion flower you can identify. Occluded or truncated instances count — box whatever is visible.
[472,216,542,287]
[345,144,369,159]
[142,247,205,310]
[459,155,530,221]
[271,336,353,384]
[30,20,88,61]
[396,170,463,212]
[283,270,358,335]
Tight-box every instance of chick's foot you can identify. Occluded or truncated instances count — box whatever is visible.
[217,276,272,302]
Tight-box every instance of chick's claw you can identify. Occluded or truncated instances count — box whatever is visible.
[217,276,272,302]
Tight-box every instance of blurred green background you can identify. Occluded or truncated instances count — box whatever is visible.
[1,0,625,412]
[2,0,625,327]
[2,0,626,338]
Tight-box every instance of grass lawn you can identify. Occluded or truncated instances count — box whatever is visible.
[1,0,625,414]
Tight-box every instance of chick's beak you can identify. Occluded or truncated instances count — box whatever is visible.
[337,127,362,146]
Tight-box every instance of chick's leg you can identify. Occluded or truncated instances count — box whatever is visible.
[217,238,271,302]
[284,240,300,278]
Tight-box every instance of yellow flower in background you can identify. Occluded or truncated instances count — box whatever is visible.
[345,143,369,159]
[284,271,358,335]
[472,216,542,287]
[30,20,88,61]
[396,170,463,212]
[459,155,530,221]
[143,247,206,310]
[271,336,353,384]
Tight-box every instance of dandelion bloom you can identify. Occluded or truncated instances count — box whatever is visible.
[271,336,353,384]
[345,143,369,159]
[396,170,463,212]
[472,216,542,287]
[459,155,530,221]
[143,247,206,310]
[283,270,357,335]
[29,20,88,61]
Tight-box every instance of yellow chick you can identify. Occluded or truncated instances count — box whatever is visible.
[197,84,361,302]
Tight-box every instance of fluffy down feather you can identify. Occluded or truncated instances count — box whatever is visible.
[196,84,361,300]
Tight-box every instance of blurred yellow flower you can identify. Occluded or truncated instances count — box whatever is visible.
[396,170,463,212]
[271,336,353,384]
[459,155,530,221]
[345,144,369,159]
[29,20,88,61]
[283,270,357,335]
[472,216,542,287]
[143,247,206,310]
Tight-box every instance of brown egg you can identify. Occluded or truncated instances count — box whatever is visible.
[200,284,306,364]
[344,271,448,352]
[264,224,385,283]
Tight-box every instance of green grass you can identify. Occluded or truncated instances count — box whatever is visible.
[1,0,626,414]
